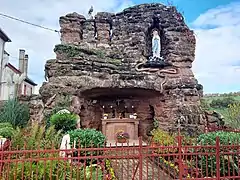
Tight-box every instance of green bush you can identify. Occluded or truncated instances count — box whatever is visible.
[69,128,106,149]
[0,122,13,129]
[200,98,210,111]
[197,132,240,177]
[44,107,69,129]
[227,103,240,129]
[11,123,62,150]
[210,97,236,109]
[50,113,77,133]
[151,129,177,154]
[0,99,30,127]
[43,95,71,128]
[6,161,103,180]
[151,129,175,146]
[0,123,15,139]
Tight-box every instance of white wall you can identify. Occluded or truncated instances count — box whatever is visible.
[0,38,4,66]
[1,66,20,100]
[20,80,35,96]
[2,52,9,67]
[0,38,5,100]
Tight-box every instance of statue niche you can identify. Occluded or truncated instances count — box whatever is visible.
[136,16,172,72]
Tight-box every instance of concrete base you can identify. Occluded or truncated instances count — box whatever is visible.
[106,139,147,147]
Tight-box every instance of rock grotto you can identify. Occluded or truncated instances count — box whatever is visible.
[27,3,214,139]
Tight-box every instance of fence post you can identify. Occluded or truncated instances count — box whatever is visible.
[178,135,183,180]
[216,137,220,180]
[139,136,143,180]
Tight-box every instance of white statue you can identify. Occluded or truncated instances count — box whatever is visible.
[59,114,81,158]
[152,30,161,58]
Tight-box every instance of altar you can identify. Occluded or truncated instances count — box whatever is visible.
[100,98,141,142]
[102,118,140,141]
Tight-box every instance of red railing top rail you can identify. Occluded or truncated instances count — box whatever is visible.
[205,125,240,133]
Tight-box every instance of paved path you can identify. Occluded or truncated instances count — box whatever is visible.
[111,157,173,180]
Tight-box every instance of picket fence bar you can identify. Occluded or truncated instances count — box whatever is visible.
[0,135,240,180]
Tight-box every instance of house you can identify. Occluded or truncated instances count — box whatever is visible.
[0,28,37,100]
[0,28,11,100]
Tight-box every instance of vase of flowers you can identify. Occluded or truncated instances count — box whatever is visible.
[115,130,130,143]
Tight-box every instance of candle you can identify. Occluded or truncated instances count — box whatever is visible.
[73,140,76,149]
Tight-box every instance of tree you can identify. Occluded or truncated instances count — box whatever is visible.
[227,103,240,129]
[200,98,210,111]
[210,97,236,108]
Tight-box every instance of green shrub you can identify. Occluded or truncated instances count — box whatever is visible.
[50,113,77,133]
[197,131,240,145]
[210,97,236,109]
[0,99,30,127]
[11,123,62,150]
[6,161,97,179]
[151,129,178,154]
[43,95,71,128]
[227,103,240,129]
[5,160,103,179]
[197,132,240,177]
[44,107,69,129]
[0,123,15,139]
[69,128,106,149]
[0,122,13,129]
[200,98,210,111]
[151,129,175,146]
[153,118,159,129]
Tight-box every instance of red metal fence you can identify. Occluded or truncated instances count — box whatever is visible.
[0,136,240,180]
[206,125,240,133]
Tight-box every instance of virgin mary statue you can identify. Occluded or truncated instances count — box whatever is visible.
[152,29,161,58]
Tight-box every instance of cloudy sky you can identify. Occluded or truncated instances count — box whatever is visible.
[0,0,239,94]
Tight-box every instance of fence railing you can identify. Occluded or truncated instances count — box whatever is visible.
[206,124,240,133]
[0,136,240,180]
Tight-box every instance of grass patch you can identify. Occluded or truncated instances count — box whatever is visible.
[202,95,240,124]
[54,44,105,58]
[106,58,122,66]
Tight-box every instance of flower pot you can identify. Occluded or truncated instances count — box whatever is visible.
[117,138,127,143]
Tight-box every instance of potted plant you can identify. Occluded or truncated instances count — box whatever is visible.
[115,130,130,143]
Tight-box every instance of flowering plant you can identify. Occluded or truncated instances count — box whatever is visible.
[115,130,130,139]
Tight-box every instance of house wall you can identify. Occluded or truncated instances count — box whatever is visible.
[1,66,20,100]
[3,53,9,67]
[20,81,34,96]
[0,38,4,65]
[0,38,5,100]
